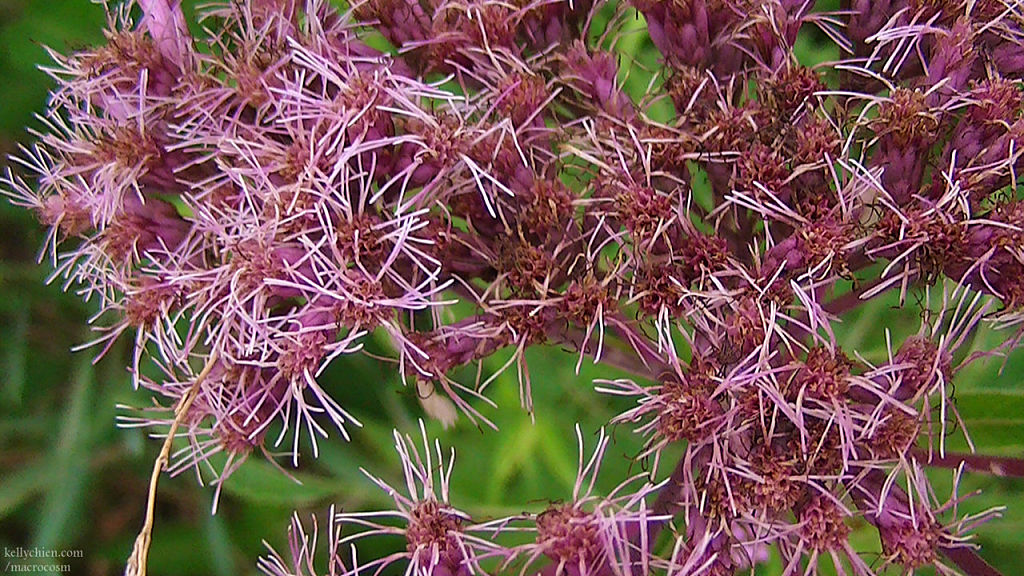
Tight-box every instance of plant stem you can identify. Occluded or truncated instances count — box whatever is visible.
[124,352,219,576]
[911,448,1024,478]
[550,325,663,380]
[941,545,1005,576]
[823,275,888,316]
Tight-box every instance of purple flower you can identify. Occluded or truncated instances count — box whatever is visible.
[5,0,1024,575]
[506,425,666,576]
[331,421,510,576]
[259,508,347,576]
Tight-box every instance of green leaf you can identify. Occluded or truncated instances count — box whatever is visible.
[0,460,50,520]
[0,0,105,135]
[203,493,237,576]
[1,303,28,406]
[943,353,1024,453]
[486,420,541,503]
[536,420,579,495]
[33,350,93,550]
[222,460,340,507]
[146,524,217,576]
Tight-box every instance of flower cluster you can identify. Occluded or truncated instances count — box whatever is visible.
[5,0,1024,574]
[264,423,665,576]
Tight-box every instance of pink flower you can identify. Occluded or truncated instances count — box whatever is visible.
[333,421,511,576]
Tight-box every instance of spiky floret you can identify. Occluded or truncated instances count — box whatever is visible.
[331,421,510,576]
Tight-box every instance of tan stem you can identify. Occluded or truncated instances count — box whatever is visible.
[125,353,219,576]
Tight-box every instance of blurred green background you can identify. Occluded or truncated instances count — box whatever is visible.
[0,2,1021,575]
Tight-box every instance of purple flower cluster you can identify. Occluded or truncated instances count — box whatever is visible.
[5,0,1024,574]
